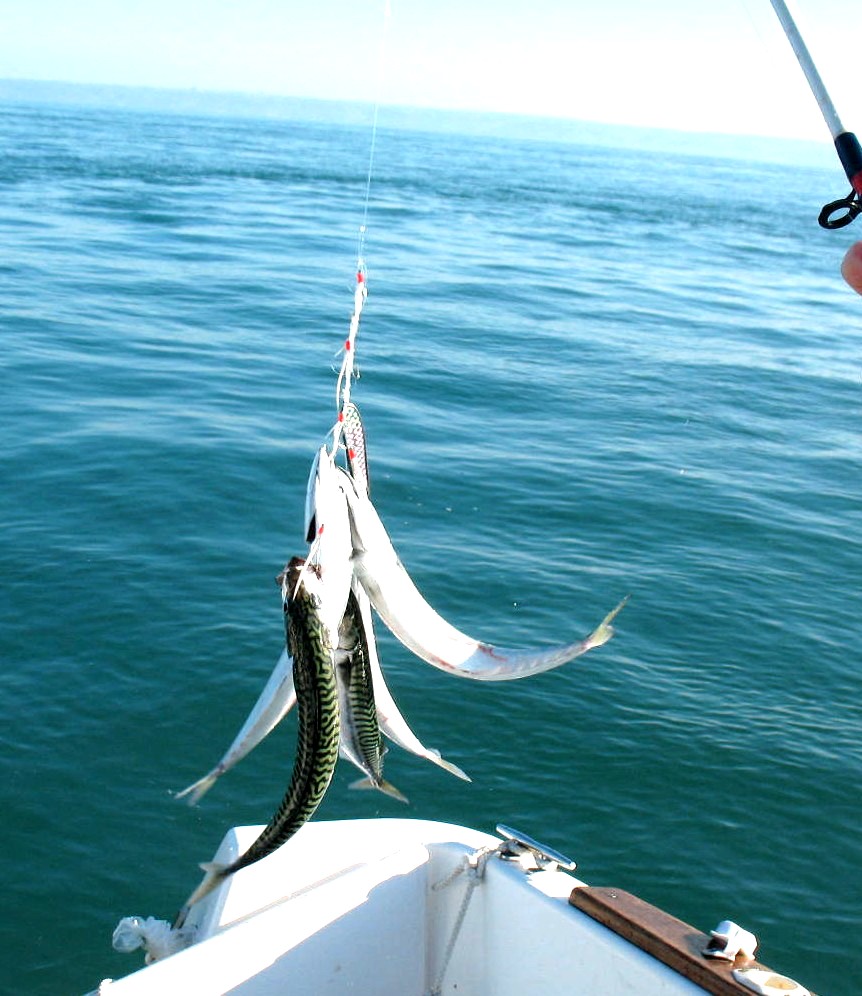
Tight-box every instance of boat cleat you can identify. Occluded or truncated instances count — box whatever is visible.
[702,919,758,961]
[495,824,577,872]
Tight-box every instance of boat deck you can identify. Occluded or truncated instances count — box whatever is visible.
[96,819,805,996]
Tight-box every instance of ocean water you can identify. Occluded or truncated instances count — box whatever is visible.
[1,96,860,995]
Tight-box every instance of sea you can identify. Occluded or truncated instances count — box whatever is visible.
[1,85,860,996]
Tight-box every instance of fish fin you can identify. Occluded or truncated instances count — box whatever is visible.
[583,595,630,650]
[198,861,227,876]
[174,770,220,806]
[349,776,410,805]
[424,749,472,783]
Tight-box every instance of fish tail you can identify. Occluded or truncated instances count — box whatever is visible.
[174,861,229,927]
[174,769,221,806]
[425,749,472,783]
[583,595,630,650]
[349,775,410,805]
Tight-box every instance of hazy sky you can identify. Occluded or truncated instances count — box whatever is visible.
[0,1,857,141]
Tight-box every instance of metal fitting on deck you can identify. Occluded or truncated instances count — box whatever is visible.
[702,919,758,962]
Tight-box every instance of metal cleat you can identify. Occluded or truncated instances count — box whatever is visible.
[495,824,577,872]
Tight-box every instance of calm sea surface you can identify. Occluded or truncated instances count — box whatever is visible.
[1,98,860,995]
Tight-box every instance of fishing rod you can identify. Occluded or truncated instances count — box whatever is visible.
[768,0,862,228]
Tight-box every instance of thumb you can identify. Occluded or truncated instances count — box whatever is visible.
[840,242,862,295]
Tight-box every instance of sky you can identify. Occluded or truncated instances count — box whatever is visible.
[0,0,857,143]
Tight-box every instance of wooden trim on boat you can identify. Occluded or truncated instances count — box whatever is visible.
[569,886,773,996]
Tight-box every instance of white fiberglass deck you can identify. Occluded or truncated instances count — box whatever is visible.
[98,818,710,996]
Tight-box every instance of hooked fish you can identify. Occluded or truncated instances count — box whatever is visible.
[352,577,470,782]
[176,557,340,924]
[174,647,297,806]
[337,407,467,780]
[304,445,354,646]
[337,405,467,780]
[338,468,627,680]
[341,401,371,497]
[176,446,353,804]
[175,573,466,807]
[335,587,407,803]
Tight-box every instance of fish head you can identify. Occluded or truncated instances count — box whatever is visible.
[308,454,353,643]
[277,557,318,604]
[303,447,324,544]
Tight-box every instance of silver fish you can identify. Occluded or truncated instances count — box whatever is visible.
[174,647,297,806]
[176,557,340,923]
[176,576,466,807]
[336,409,467,780]
[338,468,627,680]
[305,445,354,647]
[335,587,407,803]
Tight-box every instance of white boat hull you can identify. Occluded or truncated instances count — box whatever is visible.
[95,819,797,996]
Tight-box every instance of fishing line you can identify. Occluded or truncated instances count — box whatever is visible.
[356,0,392,269]
[357,0,392,271]
[331,0,392,455]
[767,0,862,227]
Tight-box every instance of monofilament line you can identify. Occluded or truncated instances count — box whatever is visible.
[332,0,392,452]
[356,0,392,270]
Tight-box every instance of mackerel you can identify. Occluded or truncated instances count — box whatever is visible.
[338,405,467,779]
[338,405,466,779]
[335,587,407,803]
[338,468,626,680]
[176,443,351,807]
[176,557,340,923]
[353,578,470,781]
[341,401,371,496]
[305,445,353,646]
[176,575,467,807]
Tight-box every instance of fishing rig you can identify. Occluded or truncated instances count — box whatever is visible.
[329,4,390,455]
[769,0,862,228]
[301,0,389,570]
